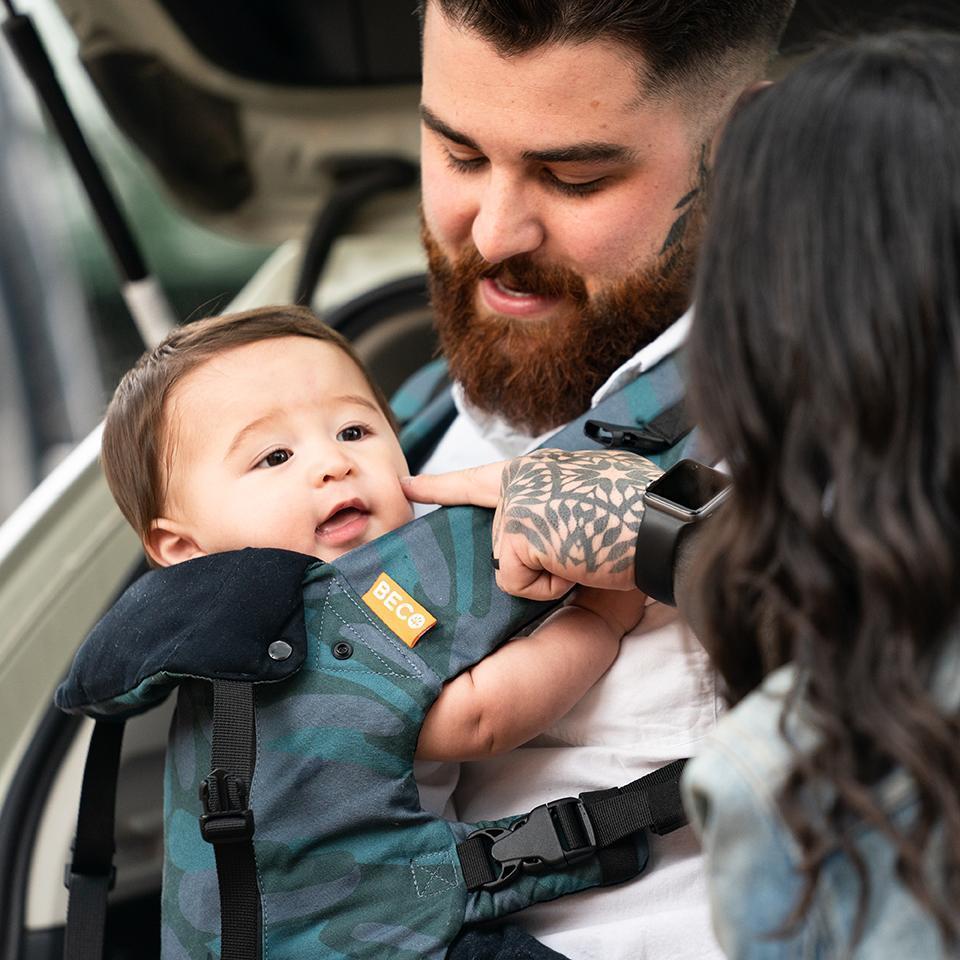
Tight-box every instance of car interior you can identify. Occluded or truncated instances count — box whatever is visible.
[1,2,958,958]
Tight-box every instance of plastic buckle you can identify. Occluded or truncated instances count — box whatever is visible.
[584,417,675,456]
[63,840,116,890]
[198,768,255,844]
[461,827,521,892]
[585,419,644,451]
[490,798,596,874]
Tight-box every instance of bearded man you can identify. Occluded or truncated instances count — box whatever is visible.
[407,3,796,958]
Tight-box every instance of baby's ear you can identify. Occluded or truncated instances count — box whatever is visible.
[146,518,206,567]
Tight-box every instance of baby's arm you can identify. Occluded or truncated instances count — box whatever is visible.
[416,587,646,761]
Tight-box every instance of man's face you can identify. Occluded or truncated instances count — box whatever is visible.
[149,337,413,567]
[420,6,709,433]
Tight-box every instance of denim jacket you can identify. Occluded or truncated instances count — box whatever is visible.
[681,640,959,959]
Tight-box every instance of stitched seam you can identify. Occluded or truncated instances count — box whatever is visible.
[320,579,422,679]
[410,853,457,899]
[314,580,331,673]
[324,599,415,678]
[331,573,423,674]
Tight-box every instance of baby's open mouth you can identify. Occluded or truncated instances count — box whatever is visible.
[315,501,370,543]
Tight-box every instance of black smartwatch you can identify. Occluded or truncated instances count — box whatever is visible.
[634,459,731,605]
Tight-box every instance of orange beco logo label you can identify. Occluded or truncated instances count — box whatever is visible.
[361,573,437,648]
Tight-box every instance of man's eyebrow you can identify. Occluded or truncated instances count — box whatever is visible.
[420,105,636,165]
[419,105,481,151]
[521,142,638,164]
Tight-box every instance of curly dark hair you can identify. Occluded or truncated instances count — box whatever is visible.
[688,31,960,947]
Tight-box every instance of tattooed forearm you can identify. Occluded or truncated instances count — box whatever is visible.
[494,449,664,579]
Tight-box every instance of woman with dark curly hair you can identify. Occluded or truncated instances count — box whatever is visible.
[681,30,960,958]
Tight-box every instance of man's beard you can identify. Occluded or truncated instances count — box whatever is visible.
[422,220,698,436]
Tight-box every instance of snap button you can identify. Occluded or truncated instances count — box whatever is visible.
[332,641,353,660]
[268,640,292,661]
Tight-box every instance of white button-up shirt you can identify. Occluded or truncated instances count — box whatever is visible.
[414,308,724,960]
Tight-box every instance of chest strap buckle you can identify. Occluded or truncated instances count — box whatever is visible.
[490,797,597,871]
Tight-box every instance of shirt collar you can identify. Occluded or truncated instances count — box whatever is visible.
[450,306,693,457]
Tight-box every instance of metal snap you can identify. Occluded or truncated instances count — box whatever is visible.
[332,641,353,660]
[268,640,293,661]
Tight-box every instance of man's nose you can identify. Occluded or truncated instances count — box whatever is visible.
[471,172,545,264]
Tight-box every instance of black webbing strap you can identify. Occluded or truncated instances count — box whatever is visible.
[457,759,689,892]
[63,719,124,960]
[199,680,261,960]
[582,758,689,847]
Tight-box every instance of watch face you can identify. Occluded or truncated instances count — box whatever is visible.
[645,460,730,519]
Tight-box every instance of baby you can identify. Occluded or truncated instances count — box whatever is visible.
[101,304,644,761]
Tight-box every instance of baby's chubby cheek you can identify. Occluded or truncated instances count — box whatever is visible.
[397,498,416,525]
[388,483,416,529]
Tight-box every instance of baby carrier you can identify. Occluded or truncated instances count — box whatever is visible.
[56,350,708,960]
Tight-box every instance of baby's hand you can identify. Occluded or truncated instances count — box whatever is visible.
[569,585,647,637]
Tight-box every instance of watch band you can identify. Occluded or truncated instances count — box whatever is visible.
[633,504,688,606]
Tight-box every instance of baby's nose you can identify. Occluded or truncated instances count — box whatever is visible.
[310,449,352,485]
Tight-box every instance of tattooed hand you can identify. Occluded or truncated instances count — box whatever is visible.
[402,450,664,600]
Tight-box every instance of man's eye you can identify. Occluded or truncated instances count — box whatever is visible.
[444,149,486,173]
[544,171,607,197]
[256,449,291,469]
[337,424,368,442]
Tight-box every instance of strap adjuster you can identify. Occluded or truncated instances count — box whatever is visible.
[63,836,117,891]
[457,797,597,891]
[463,797,598,890]
[491,797,596,869]
[199,768,255,844]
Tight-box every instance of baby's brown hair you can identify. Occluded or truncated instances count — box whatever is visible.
[101,305,397,549]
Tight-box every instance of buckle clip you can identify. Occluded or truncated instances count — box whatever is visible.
[491,798,596,869]
[63,838,117,891]
[584,418,672,456]
[198,768,255,844]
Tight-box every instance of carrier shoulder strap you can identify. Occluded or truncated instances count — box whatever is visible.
[457,759,688,892]
[393,358,456,471]
[395,349,706,472]
[63,720,124,960]
[65,681,262,960]
[198,680,261,960]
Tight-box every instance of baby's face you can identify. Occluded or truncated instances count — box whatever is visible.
[149,336,413,566]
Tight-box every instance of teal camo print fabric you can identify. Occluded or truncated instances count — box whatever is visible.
[393,348,710,473]
[162,505,620,960]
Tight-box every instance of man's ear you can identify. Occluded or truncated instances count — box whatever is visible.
[146,518,206,568]
[731,79,773,117]
[710,80,774,163]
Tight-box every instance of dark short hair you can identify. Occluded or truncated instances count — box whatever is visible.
[102,305,397,548]
[418,0,796,95]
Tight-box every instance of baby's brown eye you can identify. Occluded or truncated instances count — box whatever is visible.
[257,449,291,468]
[337,425,367,442]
